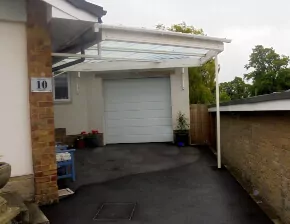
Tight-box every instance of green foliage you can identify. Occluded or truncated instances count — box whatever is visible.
[176,111,189,130]
[220,77,251,101]
[157,22,215,104]
[188,63,215,104]
[156,22,204,35]
[219,91,231,102]
[244,45,290,95]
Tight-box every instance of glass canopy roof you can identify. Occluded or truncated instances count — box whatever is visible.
[52,24,231,72]
[53,40,209,67]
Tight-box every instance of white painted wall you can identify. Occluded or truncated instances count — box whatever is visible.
[87,76,104,133]
[0,21,33,177]
[54,69,190,140]
[0,0,26,22]
[54,73,89,135]
[170,68,190,129]
[54,73,105,135]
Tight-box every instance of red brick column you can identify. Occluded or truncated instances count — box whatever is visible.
[26,0,58,204]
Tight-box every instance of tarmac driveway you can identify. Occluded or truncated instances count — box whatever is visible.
[43,147,272,224]
[63,143,199,190]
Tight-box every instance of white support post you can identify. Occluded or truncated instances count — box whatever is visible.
[181,67,185,90]
[215,55,221,169]
[98,43,102,56]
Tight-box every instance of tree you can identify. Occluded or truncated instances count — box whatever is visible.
[157,22,215,104]
[244,45,290,95]
[219,90,231,102]
[220,77,251,101]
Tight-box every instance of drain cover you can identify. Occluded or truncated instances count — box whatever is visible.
[93,202,137,221]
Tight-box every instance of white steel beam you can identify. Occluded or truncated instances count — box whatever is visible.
[96,24,229,52]
[52,52,101,59]
[88,46,206,57]
[215,56,221,169]
[200,50,218,65]
[57,58,201,72]
[52,52,158,62]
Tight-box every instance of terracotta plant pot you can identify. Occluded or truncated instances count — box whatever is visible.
[0,162,11,189]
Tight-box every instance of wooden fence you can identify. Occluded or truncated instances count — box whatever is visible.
[190,104,211,145]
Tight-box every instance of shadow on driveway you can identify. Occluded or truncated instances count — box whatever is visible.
[62,143,199,190]
[43,147,272,224]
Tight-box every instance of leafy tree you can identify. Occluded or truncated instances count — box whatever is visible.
[220,77,251,101]
[168,22,204,35]
[244,45,290,95]
[157,22,215,104]
[219,90,231,102]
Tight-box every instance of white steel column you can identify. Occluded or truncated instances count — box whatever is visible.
[215,55,221,169]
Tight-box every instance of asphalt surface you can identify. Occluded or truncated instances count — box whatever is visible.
[42,147,272,224]
[63,143,199,190]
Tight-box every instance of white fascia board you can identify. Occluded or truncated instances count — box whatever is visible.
[43,0,98,22]
[52,7,77,20]
[59,58,201,72]
[208,99,290,112]
[97,24,232,43]
[200,50,218,65]
[96,24,227,52]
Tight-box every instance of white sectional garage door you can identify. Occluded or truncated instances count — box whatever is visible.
[104,78,173,144]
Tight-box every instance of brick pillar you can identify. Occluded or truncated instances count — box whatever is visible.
[26,0,58,204]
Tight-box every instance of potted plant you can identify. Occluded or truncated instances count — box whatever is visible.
[0,156,11,189]
[84,130,99,148]
[174,112,190,146]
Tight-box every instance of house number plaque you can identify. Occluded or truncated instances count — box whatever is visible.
[31,78,52,92]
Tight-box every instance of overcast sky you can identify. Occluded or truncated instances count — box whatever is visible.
[90,0,290,82]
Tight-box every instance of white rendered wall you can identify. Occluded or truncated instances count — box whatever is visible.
[0,21,33,177]
[170,68,190,129]
[54,73,90,135]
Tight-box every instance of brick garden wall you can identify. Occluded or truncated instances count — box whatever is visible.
[219,111,290,223]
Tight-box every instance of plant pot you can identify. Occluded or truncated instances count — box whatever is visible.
[85,137,99,148]
[174,130,189,146]
[0,162,11,189]
[75,139,85,149]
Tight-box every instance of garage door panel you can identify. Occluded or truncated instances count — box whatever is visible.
[104,78,173,144]
[106,118,172,128]
[106,109,172,120]
[105,78,170,91]
[107,126,172,136]
[106,85,170,95]
[106,134,173,144]
[105,101,171,112]
[105,94,170,105]
[105,80,170,104]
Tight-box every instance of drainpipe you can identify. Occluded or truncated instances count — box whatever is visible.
[52,48,85,73]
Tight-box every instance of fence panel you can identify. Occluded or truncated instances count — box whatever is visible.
[190,104,210,145]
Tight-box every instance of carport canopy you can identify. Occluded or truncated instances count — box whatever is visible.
[52,23,231,169]
[52,24,231,72]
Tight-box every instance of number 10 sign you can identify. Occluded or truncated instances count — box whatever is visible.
[31,78,52,92]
